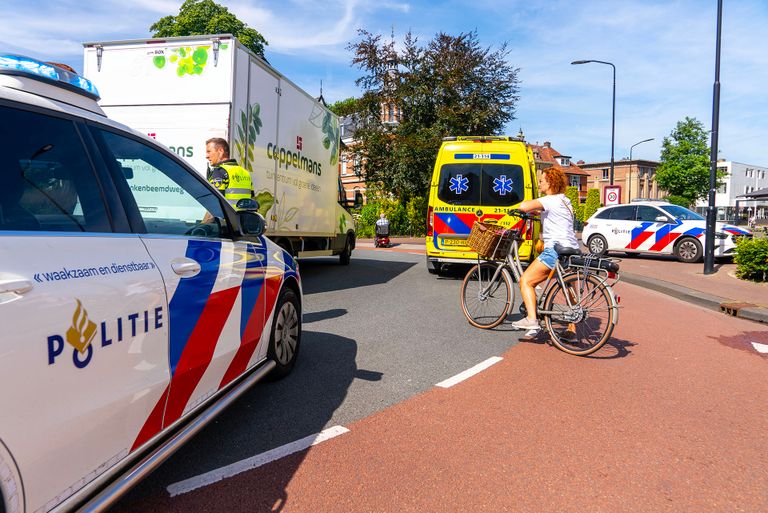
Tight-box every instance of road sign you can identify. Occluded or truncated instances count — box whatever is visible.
[604,185,622,206]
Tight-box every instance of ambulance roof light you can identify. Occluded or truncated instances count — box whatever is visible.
[0,54,100,100]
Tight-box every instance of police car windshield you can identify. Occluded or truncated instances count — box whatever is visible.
[437,163,524,206]
[659,204,705,221]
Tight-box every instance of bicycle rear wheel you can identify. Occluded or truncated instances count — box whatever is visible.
[460,263,513,329]
[542,272,615,356]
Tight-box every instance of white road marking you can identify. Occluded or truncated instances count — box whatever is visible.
[752,342,768,354]
[167,425,350,497]
[436,357,503,388]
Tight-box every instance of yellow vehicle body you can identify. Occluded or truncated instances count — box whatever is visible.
[426,136,540,274]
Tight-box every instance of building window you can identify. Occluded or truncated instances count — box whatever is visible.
[569,175,580,187]
[601,169,609,180]
[353,155,362,177]
[717,183,726,194]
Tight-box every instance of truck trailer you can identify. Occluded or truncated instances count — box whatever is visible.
[83,34,356,263]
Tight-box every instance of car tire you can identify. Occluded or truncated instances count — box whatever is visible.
[267,287,301,379]
[587,234,608,257]
[674,237,703,263]
[339,235,352,265]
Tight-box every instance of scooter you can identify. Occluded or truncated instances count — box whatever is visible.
[374,225,391,248]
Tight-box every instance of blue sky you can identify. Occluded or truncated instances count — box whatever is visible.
[3,0,767,166]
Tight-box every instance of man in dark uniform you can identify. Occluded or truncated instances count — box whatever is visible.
[205,137,254,208]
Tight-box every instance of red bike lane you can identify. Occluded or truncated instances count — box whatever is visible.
[118,282,768,513]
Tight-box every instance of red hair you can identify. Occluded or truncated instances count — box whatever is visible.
[542,167,567,194]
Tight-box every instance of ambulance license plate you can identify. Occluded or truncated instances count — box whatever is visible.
[442,238,466,247]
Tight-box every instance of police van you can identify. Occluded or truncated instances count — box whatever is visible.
[0,54,301,513]
[426,136,540,275]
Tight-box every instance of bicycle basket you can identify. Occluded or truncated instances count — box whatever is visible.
[467,221,514,259]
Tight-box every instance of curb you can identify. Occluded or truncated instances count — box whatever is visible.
[622,272,768,324]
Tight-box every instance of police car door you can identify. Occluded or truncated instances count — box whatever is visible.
[0,106,169,511]
[606,205,637,251]
[93,128,268,441]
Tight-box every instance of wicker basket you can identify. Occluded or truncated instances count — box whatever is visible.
[467,221,512,259]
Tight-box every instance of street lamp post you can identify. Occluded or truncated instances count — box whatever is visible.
[629,138,654,201]
[572,60,616,185]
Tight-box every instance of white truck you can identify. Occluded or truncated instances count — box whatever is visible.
[83,34,356,263]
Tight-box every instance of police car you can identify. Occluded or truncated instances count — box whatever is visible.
[0,55,302,513]
[582,201,752,262]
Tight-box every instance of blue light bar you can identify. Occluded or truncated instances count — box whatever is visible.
[0,54,100,100]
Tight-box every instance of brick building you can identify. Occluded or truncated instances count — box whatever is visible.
[578,159,660,204]
[529,141,590,201]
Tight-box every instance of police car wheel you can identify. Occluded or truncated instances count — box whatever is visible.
[587,234,608,257]
[268,287,301,379]
[675,237,703,263]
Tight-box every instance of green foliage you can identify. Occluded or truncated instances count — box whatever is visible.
[328,97,361,117]
[583,188,601,221]
[664,194,693,208]
[655,117,724,205]
[355,198,421,237]
[733,237,768,282]
[565,186,584,222]
[347,29,520,200]
[405,195,428,236]
[150,0,267,58]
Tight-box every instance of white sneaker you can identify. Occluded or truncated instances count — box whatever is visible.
[512,318,540,331]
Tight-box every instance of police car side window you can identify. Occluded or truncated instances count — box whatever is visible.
[608,206,636,221]
[0,106,109,232]
[97,130,228,238]
[636,206,661,222]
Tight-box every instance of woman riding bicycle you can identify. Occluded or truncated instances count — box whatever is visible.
[511,167,579,331]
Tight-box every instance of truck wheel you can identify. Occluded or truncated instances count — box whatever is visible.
[267,287,301,379]
[339,235,352,265]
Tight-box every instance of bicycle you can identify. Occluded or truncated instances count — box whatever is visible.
[460,211,621,356]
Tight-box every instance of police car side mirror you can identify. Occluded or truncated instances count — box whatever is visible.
[236,198,260,211]
[655,215,670,223]
[238,211,265,237]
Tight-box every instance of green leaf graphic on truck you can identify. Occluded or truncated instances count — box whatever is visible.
[235,103,262,173]
[151,44,228,76]
[321,111,340,166]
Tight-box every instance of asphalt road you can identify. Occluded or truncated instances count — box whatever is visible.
[115,248,527,508]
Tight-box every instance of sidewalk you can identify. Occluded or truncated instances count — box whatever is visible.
[357,236,768,324]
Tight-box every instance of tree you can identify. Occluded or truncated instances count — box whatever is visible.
[150,0,267,59]
[328,97,362,118]
[583,188,601,221]
[655,117,724,206]
[347,30,520,200]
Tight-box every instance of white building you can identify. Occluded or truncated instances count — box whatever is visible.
[695,160,768,221]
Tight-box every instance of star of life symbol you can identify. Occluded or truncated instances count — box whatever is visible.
[493,175,513,195]
[449,174,469,194]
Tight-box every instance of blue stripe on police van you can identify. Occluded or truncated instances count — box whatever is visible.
[168,240,222,376]
[454,154,511,160]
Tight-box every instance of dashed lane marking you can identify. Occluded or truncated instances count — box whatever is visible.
[436,357,503,388]
[752,342,768,354]
[167,425,350,497]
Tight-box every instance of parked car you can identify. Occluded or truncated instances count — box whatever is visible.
[582,201,752,262]
[0,54,302,513]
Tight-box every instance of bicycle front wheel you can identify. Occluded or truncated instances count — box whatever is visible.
[460,263,513,329]
[542,272,615,356]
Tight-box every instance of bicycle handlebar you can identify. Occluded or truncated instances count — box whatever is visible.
[509,209,539,221]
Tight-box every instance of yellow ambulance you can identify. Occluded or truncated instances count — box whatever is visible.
[426,136,540,275]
